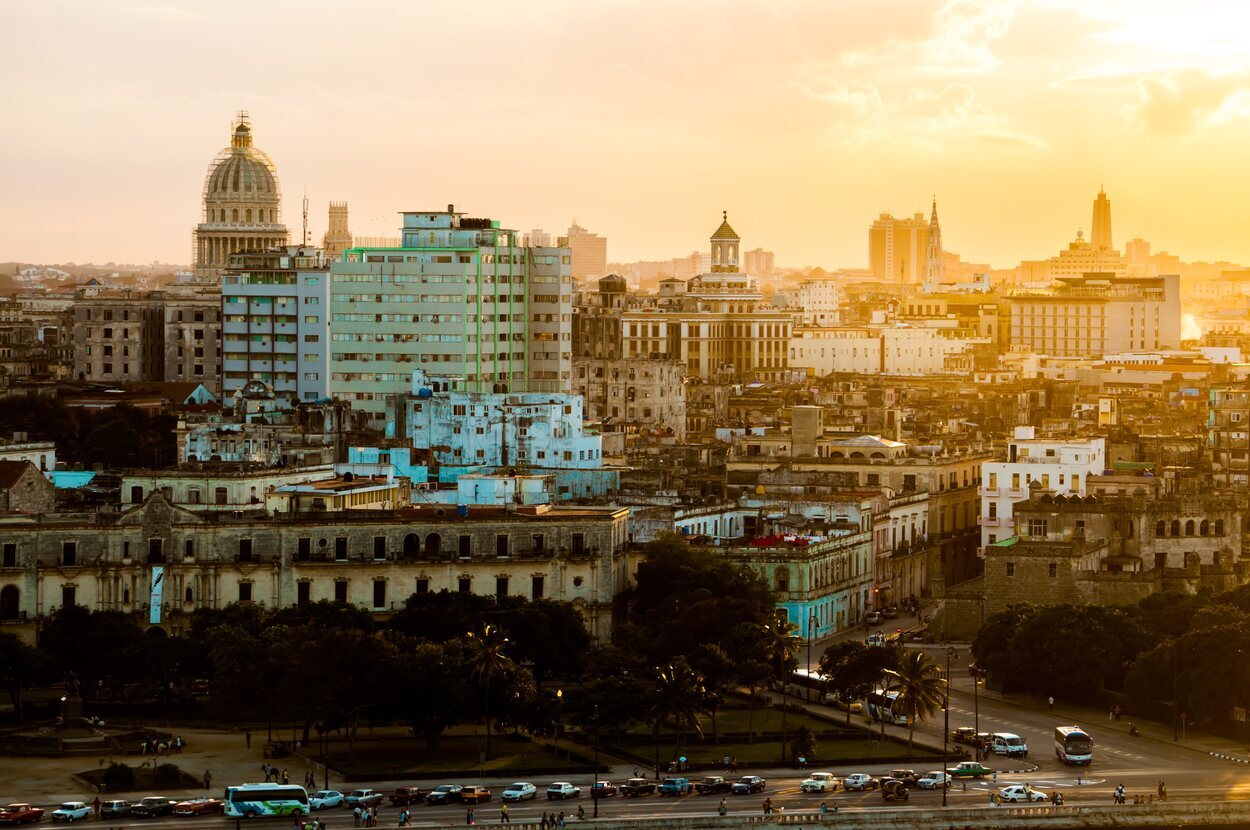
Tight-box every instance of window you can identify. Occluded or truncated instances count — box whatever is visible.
[335,537,348,560]
[373,536,387,560]
[2,543,15,567]
[1028,518,1048,537]
[988,502,997,519]
[775,566,790,592]
[532,534,545,553]
[458,577,471,593]
[496,577,509,600]
[1155,520,1166,537]
[334,581,348,602]
[62,541,77,566]
[496,534,510,558]
[1185,519,1195,537]
[531,575,544,600]
[238,582,253,602]
[373,579,387,609]
[416,578,429,594]
[572,533,585,556]
[297,537,311,560]
[148,538,164,564]
[62,586,77,607]
[238,538,253,562]
[1048,563,1058,578]
[297,581,311,606]
[214,487,228,505]
[1005,562,1015,577]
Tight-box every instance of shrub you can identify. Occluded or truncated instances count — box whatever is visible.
[153,763,182,786]
[103,762,136,792]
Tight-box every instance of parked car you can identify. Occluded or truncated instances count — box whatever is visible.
[694,777,731,795]
[842,774,878,791]
[916,772,952,790]
[990,733,1029,758]
[731,776,766,795]
[345,790,384,809]
[865,611,883,625]
[172,799,222,817]
[882,606,899,619]
[946,761,992,779]
[866,633,888,646]
[952,727,979,745]
[308,792,343,811]
[388,788,424,807]
[459,788,491,805]
[831,698,864,713]
[99,802,131,819]
[50,803,91,823]
[657,778,690,796]
[0,805,45,825]
[590,782,617,799]
[620,779,656,798]
[425,786,464,806]
[800,773,839,793]
[889,770,920,787]
[881,780,909,802]
[131,798,177,819]
[500,784,537,803]
[546,783,580,801]
[998,785,1047,803]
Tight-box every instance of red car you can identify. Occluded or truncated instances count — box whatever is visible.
[590,782,617,798]
[172,799,223,817]
[0,805,45,825]
[388,788,425,807]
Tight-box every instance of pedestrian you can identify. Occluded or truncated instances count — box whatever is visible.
[723,754,730,771]
[203,770,212,790]
[1158,781,1166,801]
[500,804,509,825]
[176,735,183,753]
[92,798,101,819]
[246,728,252,748]
[465,807,473,826]
[1048,696,1054,711]
[576,806,585,821]
[556,811,564,828]
[282,768,290,785]
[353,806,362,827]
[719,798,728,816]
[988,792,995,807]
[540,811,549,830]
[634,767,640,779]
[819,801,827,815]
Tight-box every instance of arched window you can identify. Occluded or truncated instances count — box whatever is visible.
[1216,518,1226,536]
[184,539,194,558]
[403,533,419,556]
[424,533,441,557]
[0,585,19,621]
[775,566,790,593]
[1185,519,1195,537]
[1200,519,1210,536]
[122,588,130,604]
[245,209,252,222]
[1155,520,1166,538]
[184,587,193,603]
[1170,520,1181,537]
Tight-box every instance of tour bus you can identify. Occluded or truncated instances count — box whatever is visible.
[786,669,837,704]
[1054,725,1094,765]
[223,784,309,818]
[866,689,908,725]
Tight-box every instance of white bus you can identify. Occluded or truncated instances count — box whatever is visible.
[866,689,908,725]
[1054,726,1093,765]
[785,669,836,704]
[224,784,309,818]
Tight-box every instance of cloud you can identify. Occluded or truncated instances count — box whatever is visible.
[1122,68,1250,133]
[844,0,1017,73]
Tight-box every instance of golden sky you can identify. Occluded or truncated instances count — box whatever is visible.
[2,0,1250,269]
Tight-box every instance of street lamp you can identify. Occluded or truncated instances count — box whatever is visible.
[969,665,986,736]
[806,611,818,702]
[554,689,563,755]
[592,705,601,818]
[942,646,958,808]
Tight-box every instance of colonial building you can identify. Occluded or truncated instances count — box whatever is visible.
[574,356,686,441]
[71,290,166,384]
[0,461,56,514]
[163,289,223,397]
[0,494,630,639]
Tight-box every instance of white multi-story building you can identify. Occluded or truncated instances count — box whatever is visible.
[221,246,331,402]
[979,426,1106,551]
[795,278,842,326]
[790,325,983,377]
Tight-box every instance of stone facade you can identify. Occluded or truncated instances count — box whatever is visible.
[0,461,56,514]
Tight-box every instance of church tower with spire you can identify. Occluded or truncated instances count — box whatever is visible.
[924,196,944,285]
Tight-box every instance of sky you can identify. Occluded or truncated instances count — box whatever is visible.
[3,0,1250,270]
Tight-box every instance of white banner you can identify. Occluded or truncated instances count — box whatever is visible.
[149,567,165,624]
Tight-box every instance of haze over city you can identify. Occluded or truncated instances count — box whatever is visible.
[4,0,1250,267]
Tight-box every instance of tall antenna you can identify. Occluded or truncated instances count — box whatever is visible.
[302,189,309,246]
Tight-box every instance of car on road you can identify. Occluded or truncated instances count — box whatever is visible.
[0,805,45,825]
[916,772,952,790]
[425,786,464,806]
[998,785,1047,803]
[590,782,617,799]
[865,611,883,625]
[800,773,839,793]
[387,788,424,807]
[459,787,491,805]
[500,784,537,803]
[99,802,130,819]
[842,774,878,791]
[308,792,343,811]
[345,790,384,809]
[50,803,91,823]
[620,779,655,798]
[882,606,899,619]
[130,798,176,819]
[694,777,731,795]
[731,776,766,795]
[990,732,1029,758]
[952,727,978,744]
[172,799,223,817]
[657,778,690,796]
[546,783,580,801]
[889,770,920,787]
[946,761,992,779]
[881,780,909,802]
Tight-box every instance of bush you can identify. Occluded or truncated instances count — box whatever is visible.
[103,762,136,792]
[153,763,182,786]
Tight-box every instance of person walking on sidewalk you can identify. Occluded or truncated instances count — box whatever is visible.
[500,804,509,825]
[1048,696,1054,711]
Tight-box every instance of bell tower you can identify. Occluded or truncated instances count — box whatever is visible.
[710,210,740,273]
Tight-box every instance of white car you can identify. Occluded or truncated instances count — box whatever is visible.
[308,791,343,810]
[51,803,91,823]
[842,773,878,791]
[916,772,951,790]
[800,773,840,793]
[501,783,537,802]
[546,783,580,800]
[998,785,1046,803]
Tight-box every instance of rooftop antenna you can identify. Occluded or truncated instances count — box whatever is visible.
[302,189,309,246]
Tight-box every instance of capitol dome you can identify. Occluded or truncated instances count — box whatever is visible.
[193,114,289,280]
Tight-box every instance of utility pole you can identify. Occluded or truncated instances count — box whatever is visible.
[943,646,957,807]
[593,705,601,818]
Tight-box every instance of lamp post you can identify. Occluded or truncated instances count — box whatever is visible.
[969,665,986,735]
[806,611,818,702]
[554,689,563,755]
[943,646,957,808]
[592,705,601,818]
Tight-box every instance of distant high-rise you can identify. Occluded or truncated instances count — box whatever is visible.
[561,222,608,281]
[1091,187,1113,252]
[869,211,929,283]
[322,201,353,261]
[924,197,944,284]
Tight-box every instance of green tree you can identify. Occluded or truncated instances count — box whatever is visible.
[651,658,708,761]
[0,632,45,714]
[736,660,772,744]
[389,639,474,751]
[689,643,735,743]
[466,624,515,759]
[883,650,945,753]
[792,725,817,762]
[818,641,900,724]
[758,618,800,761]
[38,606,146,694]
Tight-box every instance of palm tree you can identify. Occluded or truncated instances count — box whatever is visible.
[466,624,513,759]
[882,650,946,754]
[759,617,800,761]
[651,658,709,762]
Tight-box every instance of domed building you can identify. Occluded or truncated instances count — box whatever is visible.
[193,113,288,280]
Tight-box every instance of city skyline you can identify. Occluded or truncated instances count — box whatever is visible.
[4,0,1250,269]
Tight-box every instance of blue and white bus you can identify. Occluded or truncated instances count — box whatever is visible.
[866,689,908,725]
[1054,726,1093,765]
[224,784,309,818]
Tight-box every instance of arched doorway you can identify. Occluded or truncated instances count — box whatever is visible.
[424,533,441,557]
[0,585,19,621]
[403,533,420,557]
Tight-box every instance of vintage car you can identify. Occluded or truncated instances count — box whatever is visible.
[620,779,656,798]
[731,776,766,795]
[387,788,424,807]
[0,805,45,826]
[799,773,839,793]
[694,777,731,795]
[172,799,223,817]
[50,804,91,823]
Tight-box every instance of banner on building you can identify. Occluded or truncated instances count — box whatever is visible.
[149,567,165,625]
